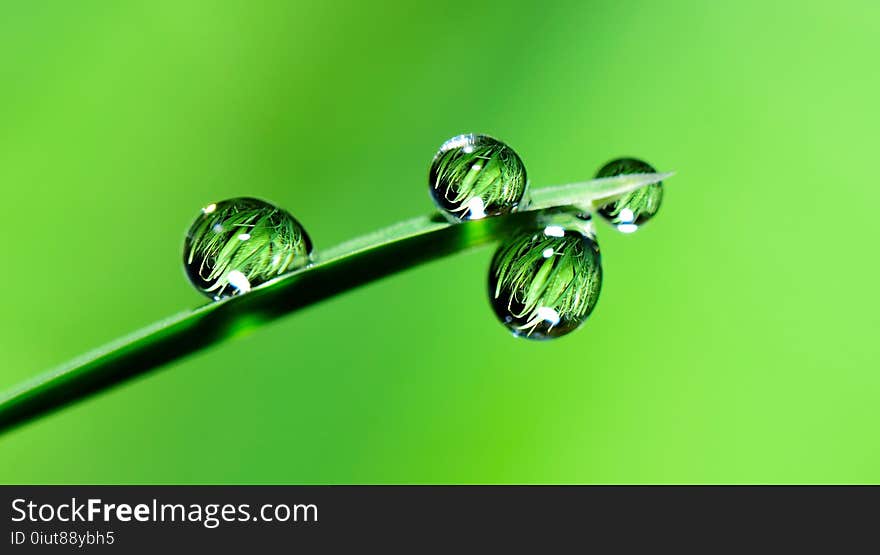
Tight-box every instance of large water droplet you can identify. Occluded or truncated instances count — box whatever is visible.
[183,197,312,300]
[488,212,602,339]
[429,133,527,222]
[596,157,663,233]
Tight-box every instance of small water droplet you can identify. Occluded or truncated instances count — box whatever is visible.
[595,157,663,232]
[488,212,602,340]
[183,197,313,300]
[429,133,527,222]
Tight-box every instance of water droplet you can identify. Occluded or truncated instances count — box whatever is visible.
[183,197,312,300]
[595,157,663,232]
[429,133,527,222]
[488,212,602,339]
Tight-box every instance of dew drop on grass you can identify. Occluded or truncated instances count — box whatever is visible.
[595,157,663,233]
[488,211,602,340]
[429,133,528,222]
[183,197,313,300]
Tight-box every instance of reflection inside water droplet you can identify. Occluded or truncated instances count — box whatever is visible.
[595,157,663,233]
[488,211,602,340]
[183,197,313,300]
[429,133,528,222]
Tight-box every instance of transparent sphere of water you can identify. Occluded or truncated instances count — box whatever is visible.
[488,212,602,340]
[183,197,313,300]
[596,157,663,233]
[429,133,528,222]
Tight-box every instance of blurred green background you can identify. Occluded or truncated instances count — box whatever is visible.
[2,0,879,483]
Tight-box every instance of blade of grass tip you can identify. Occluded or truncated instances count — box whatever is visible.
[528,171,676,210]
[319,171,673,261]
[0,171,672,434]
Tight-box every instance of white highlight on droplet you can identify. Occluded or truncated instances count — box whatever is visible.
[202,203,217,214]
[212,224,224,234]
[467,197,486,219]
[543,225,565,238]
[471,164,482,172]
[463,145,474,154]
[227,270,251,294]
[238,233,251,241]
[617,223,638,234]
[536,306,560,326]
[542,247,554,258]
[619,208,635,223]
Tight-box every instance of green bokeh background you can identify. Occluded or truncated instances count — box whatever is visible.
[2,1,879,483]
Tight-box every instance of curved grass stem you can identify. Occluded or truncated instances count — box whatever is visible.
[0,172,673,434]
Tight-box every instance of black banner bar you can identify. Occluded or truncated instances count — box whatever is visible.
[1,486,876,552]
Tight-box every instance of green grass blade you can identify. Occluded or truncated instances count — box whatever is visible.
[0,172,672,434]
